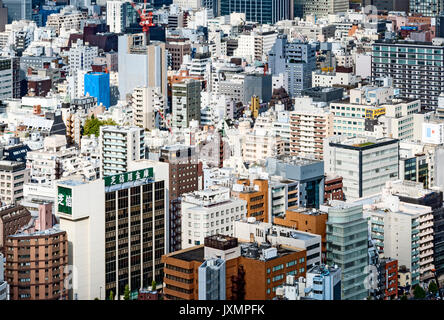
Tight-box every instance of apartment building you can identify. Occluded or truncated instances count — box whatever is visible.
[181,186,247,249]
[5,228,68,300]
[159,145,199,252]
[290,97,334,160]
[99,126,145,177]
[0,160,30,204]
[172,79,201,129]
[324,136,399,201]
[268,178,299,222]
[0,57,13,100]
[372,39,444,110]
[67,39,98,73]
[232,179,269,223]
[46,9,87,35]
[324,175,344,202]
[362,192,434,285]
[0,205,31,253]
[131,86,165,131]
[243,129,284,164]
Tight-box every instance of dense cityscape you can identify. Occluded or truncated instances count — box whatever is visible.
[0,0,443,303]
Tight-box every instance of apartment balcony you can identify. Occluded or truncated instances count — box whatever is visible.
[104,159,126,166]
[103,134,126,141]
[420,242,433,251]
[419,250,434,259]
[103,140,126,147]
[419,222,433,230]
[420,256,434,265]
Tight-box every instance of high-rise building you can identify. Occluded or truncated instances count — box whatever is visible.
[56,166,166,300]
[0,205,31,254]
[118,34,167,101]
[131,86,165,131]
[67,39,98,73]
[372,39,444,110]
[106,0,128,34]
[99,126,145,177]
[300,0,349,17]
[219,0,293,24]
[324,136,399,201]
[0,57,13,100]
[3,0,32,23]
[268,35,316,97]
[289,97,334,160]
[0,161,30,204]
[324,201,369,300]
[159,145,199,253]
[84,72,110,109]
[409,0,443,16]
[172,79,201,129]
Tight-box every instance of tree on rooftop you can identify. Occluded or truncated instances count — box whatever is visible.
[83,117,117,137]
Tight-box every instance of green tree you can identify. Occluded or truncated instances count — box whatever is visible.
[109,290,114,300]
[124,284,130,300]
[400,294,408,300]
[94,297,99,300]
[151,280,157,291]
[428,281,438,295]
[413,285,426,299]
[83,117,117,137]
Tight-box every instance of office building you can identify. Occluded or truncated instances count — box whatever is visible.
[324,136,399,201]
[106,0,128,34]
[409,0,443,16]
[84,72,110,109]
[67,40,98,73]
[118,34,167,101]
[269,35,316,97]
[266,157,325,209]
[5,228,68,300]
[299,0,348,18]
[198,258,226,300]
[57,166,166,300]
[231,179,269,223]
[220,0,293,24]
[3,0,32,23]
[99,126,145,177]
[267,178,299,222]
[305,264,342,300]
[181,186,247,249]
[324,201,369,300]
[372,39,444,110]
[172,79,201,129]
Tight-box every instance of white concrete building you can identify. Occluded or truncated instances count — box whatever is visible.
[99,125,145,177]
[131,86,165,131]
[312,71,358,87]
[106,0,127,34]
[181,186,247,249]
[67,39,98,73]
[324,136,399,200]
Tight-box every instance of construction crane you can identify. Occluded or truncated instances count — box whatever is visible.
[129,0,155,46]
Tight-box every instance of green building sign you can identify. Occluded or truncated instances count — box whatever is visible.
[104,168,154,187]
[58,186,72,215]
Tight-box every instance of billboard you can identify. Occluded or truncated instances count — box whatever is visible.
[58,186,72,215]
[104,168,154,187]
[422,123,444,145]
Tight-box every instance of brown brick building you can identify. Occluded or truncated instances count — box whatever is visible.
[324,175,344,202]
[159,145,199,252]
[161,235,306,300]
[5,229,68,300]
[274,208,328,257]
[232,179,269,223]
[0,205,31,254]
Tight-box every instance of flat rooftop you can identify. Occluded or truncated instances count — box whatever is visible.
[170,246,204,262]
